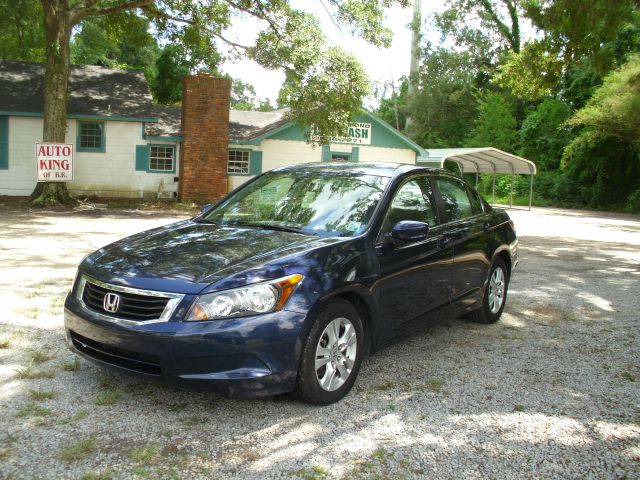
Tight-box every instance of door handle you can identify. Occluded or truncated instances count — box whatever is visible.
[437,235,451,249]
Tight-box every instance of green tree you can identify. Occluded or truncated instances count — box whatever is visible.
[562,54,640,210]
[435,0,522,55]
[519,98,571,170]
[405,46,479,148]
[497,1,639,100]
[374,77,409,131]
[0,0,45,61]
[71,12,158,70]
[465,92,517,152]
[23,0,408,205]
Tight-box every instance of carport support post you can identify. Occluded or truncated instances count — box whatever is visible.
[509,166,514,209]
[491,165,496,206]
[528,168,534,211]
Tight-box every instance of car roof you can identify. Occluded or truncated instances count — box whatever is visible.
[272,162,448,178]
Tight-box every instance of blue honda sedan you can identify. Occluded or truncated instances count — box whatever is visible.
[64,163,518,405]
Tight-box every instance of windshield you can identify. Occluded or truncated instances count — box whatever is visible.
[202,170,390,237]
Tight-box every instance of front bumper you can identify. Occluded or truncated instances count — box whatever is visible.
[64,295,308,398]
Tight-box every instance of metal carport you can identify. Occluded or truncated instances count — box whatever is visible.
[417,147,537,210]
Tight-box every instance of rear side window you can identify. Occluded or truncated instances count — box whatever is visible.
[434,176,475,222]
[466,186,484,214]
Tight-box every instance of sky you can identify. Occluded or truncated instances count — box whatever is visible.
[220,1,447,107]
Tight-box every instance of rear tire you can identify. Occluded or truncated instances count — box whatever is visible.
[295,299,364,405]
[468,257,509,324]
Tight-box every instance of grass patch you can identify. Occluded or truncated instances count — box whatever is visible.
[368,381,395,393]
[425,378,444,392]
[514,404,526,412]
[168,402,188,413]
[291,465,328,480]
[129,444,159,464]
[16,402,52,418]
[621,372,636,382]
[94,390,121,406]
[15,362,55,380]
[19,289,39,299]
[56,409,88,425]
[97,374,118,389]
[49,296,66,308]
[60,437,97,462]
[27,349,54,364]
[29,388,57,400]
[0,337,10,349]
[180,414,208,426]
[16,307,41,319]
[61,357,81,371]
[80,471,112,480]
[132,466,152,478]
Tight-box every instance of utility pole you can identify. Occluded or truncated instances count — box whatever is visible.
[406,0,422,129]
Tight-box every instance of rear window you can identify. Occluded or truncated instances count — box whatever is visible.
[434,176,475,222]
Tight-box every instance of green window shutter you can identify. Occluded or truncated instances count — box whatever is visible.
[135,145,148,171]
[0,117,7,170]
[249,150,263,175]
[321,145,330,162]
[351,146,359,162]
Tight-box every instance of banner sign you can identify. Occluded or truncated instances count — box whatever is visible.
[312,123,372,145]
[36,143,74,182]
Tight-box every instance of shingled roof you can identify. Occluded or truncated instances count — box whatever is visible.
[0,60,290,140]
[143,105,290,140]
[0,60,155,119]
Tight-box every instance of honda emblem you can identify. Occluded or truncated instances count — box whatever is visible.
[103,292,120,313]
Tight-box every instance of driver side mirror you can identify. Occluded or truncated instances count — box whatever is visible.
[200,204,213,214]
[390,220,429,242]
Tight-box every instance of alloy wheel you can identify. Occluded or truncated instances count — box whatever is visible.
[314,317,358,391]
[488,267,506,314]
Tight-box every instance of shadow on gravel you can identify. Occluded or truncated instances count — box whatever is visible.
[1,228,639,478]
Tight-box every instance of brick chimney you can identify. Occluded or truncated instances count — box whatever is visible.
[179,74,231,203]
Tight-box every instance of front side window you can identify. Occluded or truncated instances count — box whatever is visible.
[228,150,250,174]
[78,121,104,152]
[203,170,390,237]
[387,177,438,227]
[149,145,175,172]
[435,176,475,222]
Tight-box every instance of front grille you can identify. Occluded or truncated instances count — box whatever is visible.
[82,280,170,321]
[70,330,162,375]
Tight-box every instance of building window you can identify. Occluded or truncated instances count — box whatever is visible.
[331,153,351,162]
[228,150,250,174]
[77,121,105,152]
[149,145,175,172]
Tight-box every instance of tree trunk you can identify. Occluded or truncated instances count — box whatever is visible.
[30,0,76,206]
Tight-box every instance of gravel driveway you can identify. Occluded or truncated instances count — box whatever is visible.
[0,205,638,479]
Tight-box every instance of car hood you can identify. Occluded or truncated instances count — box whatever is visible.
[82,220,342,294]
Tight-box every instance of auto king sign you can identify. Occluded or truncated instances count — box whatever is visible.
[311,123,372,145]
[36,143,74,182]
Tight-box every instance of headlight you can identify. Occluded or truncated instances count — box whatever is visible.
[185,274,303,321]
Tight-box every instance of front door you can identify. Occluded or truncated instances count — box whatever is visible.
[374,176,454,339]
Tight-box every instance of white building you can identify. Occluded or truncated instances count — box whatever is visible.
[0,61,424,203]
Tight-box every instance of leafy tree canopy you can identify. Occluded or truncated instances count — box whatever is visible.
[464,91,517,152]
[565,54,640,157]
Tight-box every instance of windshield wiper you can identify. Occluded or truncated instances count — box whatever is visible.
[234,222,315,235]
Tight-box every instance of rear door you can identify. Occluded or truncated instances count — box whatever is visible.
[431,175,491,309]
[374,175,454,337]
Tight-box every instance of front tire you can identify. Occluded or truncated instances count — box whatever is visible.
[295,299,364,405]
[468,257,509,324]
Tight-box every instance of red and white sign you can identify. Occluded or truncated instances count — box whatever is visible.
[36,143,74,182]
